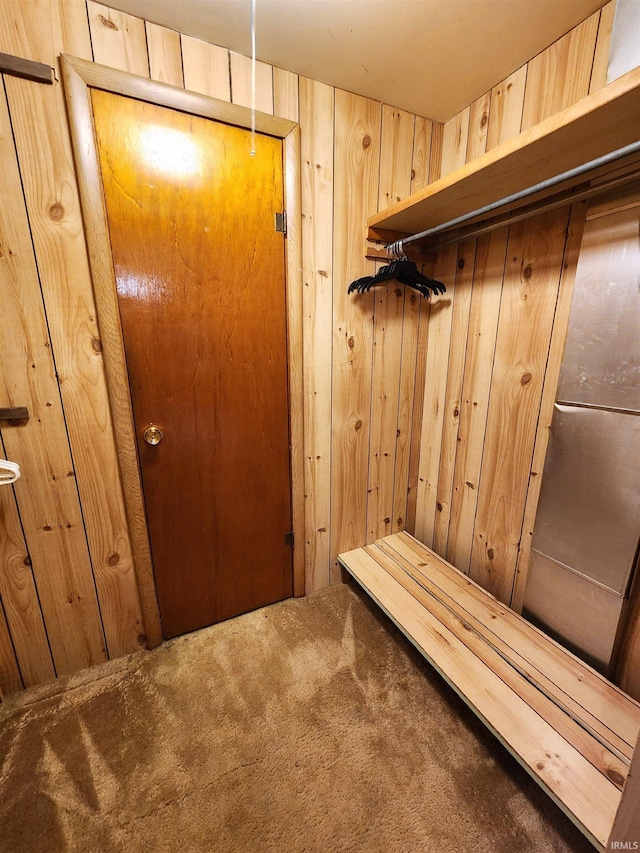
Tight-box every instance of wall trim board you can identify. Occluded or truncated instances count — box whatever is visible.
[61,55,161,647]
[62,54,295,137]
[283,123,305,597]
[60,54,305,639]
[0,51,54,84]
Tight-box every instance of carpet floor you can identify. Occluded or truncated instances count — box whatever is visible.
[0,583,595,853]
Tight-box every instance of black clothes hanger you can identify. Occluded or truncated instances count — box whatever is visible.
[348,257,446,299]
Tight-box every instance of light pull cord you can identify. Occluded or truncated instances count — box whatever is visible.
[250,0,256,156]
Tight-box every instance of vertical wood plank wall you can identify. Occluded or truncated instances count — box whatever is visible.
[0,0,627,696]
[412,2,620,610]
[0,0,438,695]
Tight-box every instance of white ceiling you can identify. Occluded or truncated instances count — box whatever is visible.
[106,0,607,121]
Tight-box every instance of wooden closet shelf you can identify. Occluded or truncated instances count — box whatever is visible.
[367,66,640,244]
[339,532,640,850]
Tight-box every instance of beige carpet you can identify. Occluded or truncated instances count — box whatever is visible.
[0,583,594,853]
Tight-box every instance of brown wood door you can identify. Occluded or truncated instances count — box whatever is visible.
[90,90,293,639]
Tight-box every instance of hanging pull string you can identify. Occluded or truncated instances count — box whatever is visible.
[250,0,256,156]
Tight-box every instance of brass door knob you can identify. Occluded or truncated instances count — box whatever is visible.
[143,425,164,446]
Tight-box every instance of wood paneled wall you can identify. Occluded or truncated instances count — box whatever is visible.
[0,0,627,696]
[0,0,441,695]
[0,0,147,700]
[435,2,616,180]
[411,1,619,608]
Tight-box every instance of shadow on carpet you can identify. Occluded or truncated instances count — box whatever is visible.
[0,583,595,852]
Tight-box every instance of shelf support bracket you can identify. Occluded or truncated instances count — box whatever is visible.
[0,52,54,85]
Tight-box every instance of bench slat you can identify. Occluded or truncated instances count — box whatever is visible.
[365,542,630,791]
[386,532,640,753]
[339,543,622,849]
[375,535,637,763]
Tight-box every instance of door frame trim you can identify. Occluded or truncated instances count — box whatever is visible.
[61,55,305,647]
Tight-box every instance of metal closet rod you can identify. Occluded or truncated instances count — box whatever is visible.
[387,140,640,256]
[433,168,640,251]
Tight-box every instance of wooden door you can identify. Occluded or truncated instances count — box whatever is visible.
[90,90,293,639]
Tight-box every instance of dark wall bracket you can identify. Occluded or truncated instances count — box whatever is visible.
[0,407,29,425]
[0,52,54,85]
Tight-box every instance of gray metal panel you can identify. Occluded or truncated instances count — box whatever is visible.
[523,550,624,671]
[556,206,640,412]
[531,405,640,594]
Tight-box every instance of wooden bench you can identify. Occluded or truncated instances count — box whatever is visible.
[338,532,640,851]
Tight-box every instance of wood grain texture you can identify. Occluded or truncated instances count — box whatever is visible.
[413,243,458,547]
[370,11,636,617]
[392,288,421,534]
[299,77,334,592]
[273,67,299,121]
[146,22,183,88]
[1,1,147,660]
[466,92,491,162]
[410,117,433,194]
[330,89,381,577]
[93,91,292,637]
[446,229,508,573]
[377,106,415,212]
[1,0,437,692]
[521,11,600,131]
[432,239,475,556]
[405,126,436,533]
[369,547,630,784]
[469,208,571,604]
[405,297,430,535]
[181,35,230,101]
[340,538,623,848]
[368,65,640,238]
[619,579,640,706]
[284,126,305,598]
[609,732,640,848]
[0,51,54,84]
[64,55,293,139]
[590,1,616,95]
[0,0,87,61]
[0,29,57,695]
[372,538,634,795]
[64,54,302,639]
[62,56,163,649]
[441,106,470,178]
[367,105,415,543]
[511,202,587,612]
[180,35,231,102]
[0,460,54,687]
[486,67,527,151]
[0,597,22,697]
[384,532,640,756]
[367,279,405,543]
[87,1,149,77]
[428,121,444,184]
[230,52,274,114]
[0,66,107,675]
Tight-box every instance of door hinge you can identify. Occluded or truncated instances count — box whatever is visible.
[275,211,287,235]
[284,530,294,547]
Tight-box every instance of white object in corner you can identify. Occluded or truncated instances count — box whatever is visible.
[607,0,640,84]
[0,459,21,485]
